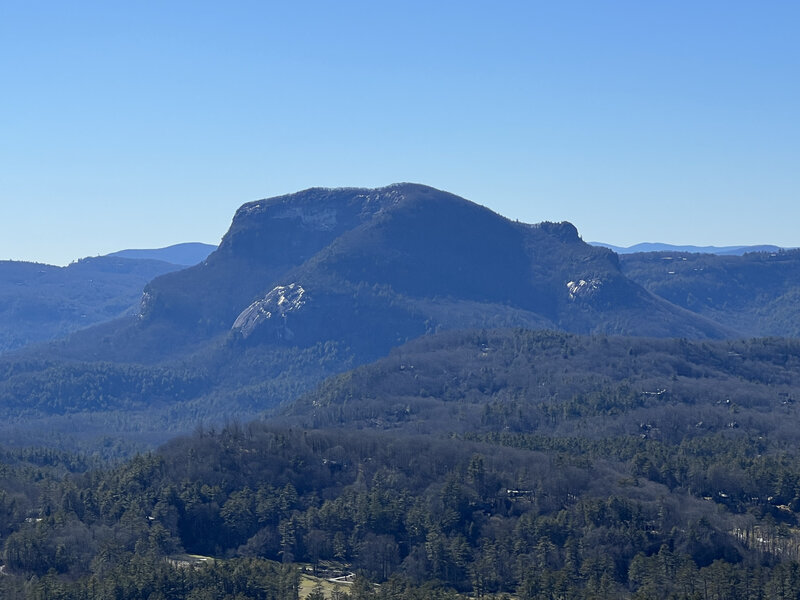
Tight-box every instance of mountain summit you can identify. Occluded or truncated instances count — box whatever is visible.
[131,183,725,361]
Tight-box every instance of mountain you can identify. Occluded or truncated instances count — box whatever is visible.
[0,255,186,354]
[0,184,738,448]
[592,241,785,255]
[107,242,217,266]
[619,249,800,337]
[132,184,727,356]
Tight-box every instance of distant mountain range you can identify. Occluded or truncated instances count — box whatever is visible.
[107,242,217,265]
[592,241,786,255]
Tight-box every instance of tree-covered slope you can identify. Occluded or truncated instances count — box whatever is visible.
[620,249,800,337]
[7,325,800,597]
[0,256,185,354]
[282,329,800,440]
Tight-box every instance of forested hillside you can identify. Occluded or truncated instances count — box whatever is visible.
[0,340,353,452]
[283,330,800,440]
[0,256,185,354]
[4,330,800,598]
[3,423,800,599]
[620,249,800,337]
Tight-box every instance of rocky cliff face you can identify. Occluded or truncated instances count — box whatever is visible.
[232,283,307,340]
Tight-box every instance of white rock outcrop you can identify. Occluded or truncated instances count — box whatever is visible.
[232,283,306,338]
[566,278,602,301]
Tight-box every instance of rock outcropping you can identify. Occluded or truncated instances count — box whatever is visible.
[233,283,306,340]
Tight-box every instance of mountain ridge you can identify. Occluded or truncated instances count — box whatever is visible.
[619,248,800,337]
[107,242,217,265]
[592,241,787,255]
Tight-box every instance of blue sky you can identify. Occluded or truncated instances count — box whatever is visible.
[1,1,797,265]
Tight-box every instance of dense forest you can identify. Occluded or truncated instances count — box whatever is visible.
[0,339,354,453]
[284,330,800,441]
[4,329,800,598]
[4,425,800,598]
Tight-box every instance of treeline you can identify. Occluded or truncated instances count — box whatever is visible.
[0,554,465,600]
[0,554,301,600]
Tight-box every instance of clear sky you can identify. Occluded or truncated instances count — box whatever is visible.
[1,1,797,265]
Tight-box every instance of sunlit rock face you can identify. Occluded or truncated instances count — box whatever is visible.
[566,278,603,301]
[232,283,306,339]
